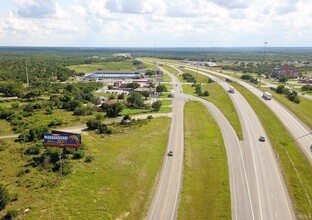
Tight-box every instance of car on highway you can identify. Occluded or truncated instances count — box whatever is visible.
[259,136,266,142]
[167,151,173,156]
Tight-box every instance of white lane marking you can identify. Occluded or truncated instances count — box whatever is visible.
[275,211,278,219]
[271,193,273,199]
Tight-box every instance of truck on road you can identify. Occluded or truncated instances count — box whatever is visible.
[263,92,272,100]
[228,86,235,93]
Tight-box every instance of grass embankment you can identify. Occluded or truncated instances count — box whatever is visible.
[68,60,136,73]
[0,117,171,219]
[231,82,312,218]
[182,81,243,140]
[161,65,179,75]
[178,101,230,220]
[162,73,172,82]
[262,88,312,129]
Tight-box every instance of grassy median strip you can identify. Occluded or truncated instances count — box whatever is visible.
[182,83,243,140]
[0,117,171,219]
[232,82,312,218]
[178,101,230,220]
[161,65,180,74]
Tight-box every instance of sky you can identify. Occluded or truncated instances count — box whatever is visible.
[0,0,311,47]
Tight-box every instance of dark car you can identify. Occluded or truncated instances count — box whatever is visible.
[259,136,266,142]
[167,151,173,156]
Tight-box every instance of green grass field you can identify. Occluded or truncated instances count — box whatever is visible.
[68,60,136,73]
[162,73,172,82]
[178,101,230,220]
[182,83,243,140]
[159,99,172,106]
[231,82,312,218]
[0,117,171,219]
[161,65,179,75]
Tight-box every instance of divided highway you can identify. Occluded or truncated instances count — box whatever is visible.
[187,65,312,165]
[181,66,295,220]
[144,59,295,220]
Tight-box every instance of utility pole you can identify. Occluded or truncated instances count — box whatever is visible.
[196,47,200,83]
[259,42,268,88]
[153,43,157,103]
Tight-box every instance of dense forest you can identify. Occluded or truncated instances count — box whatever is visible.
[0,47,311,84]
[0,48,131,82]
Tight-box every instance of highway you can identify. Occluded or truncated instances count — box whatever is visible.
[186,65,312,165]
[141,59,296,220]
[182,66,295,220]
[146,67,255,220]
[146,74,184,220]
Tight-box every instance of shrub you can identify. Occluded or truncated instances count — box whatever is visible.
[294,97,301,104]
[45,107,53,115]
[0,184,10,211]
[106,127,112,134]
[276,85,285,94]
[3,209,18,220]
[11,103,19,109]
[86,118,101,130]
[48,118,63,127]
[72,150,84,159]
[84,155,94,163]
[54,159,72,176]
[24,145,40,155]
[241,74,252,80]
[203,91,210,96]
[17,168,31,177]
[151,100,162,111]
[147,115,153,119]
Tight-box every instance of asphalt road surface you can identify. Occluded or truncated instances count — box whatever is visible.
[176,64,295,220]
[146,74,185,220]
[190,65,312,165]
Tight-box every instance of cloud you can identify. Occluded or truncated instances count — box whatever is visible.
[14,0,68,19]
[208,0,250,9]
[105,0,166,14]
[15,0,57,18]
[0,0,311,46]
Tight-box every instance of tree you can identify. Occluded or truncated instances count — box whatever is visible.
[24,88,41,100]
[106,102,125,117]
[86,118,101,130]
[68,100,82,111]
[276,85,285,94]
[203,91,209,96]
[241,74,253,80]
[279,76,288,83]
[151,100,162,111]
[195,84,202,95]
[98,123,108,134]
[140,91,150,100]
[127,82,140,89]
[107,85,114,89]
[0,184,10,211]
[156,84,167,93]
[127,92,145,108]
[100,103,110,112]
[117,93,125,100]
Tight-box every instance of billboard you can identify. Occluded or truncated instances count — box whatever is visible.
[44,133,81,148]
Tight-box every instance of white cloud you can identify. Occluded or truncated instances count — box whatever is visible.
[0,0,310,46]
